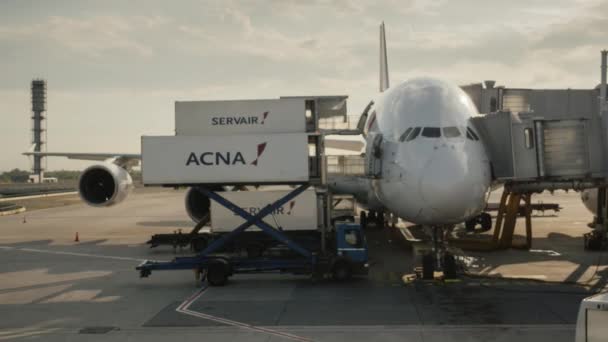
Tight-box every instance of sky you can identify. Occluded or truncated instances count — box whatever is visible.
[1,0,607,171]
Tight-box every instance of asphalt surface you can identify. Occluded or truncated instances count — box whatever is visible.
[0,188,603,341]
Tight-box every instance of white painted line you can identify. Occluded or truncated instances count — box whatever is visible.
[488,273,547,280]
[0,191,77,202]
[176,287,313,342]
[0,207,26,216]
[0,246,145,262]
[0,328,59,340]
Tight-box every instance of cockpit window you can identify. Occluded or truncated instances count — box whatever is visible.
[443,127,461,138]
[466,127,480,141]
[398,127,413,142]
[421,127,441,138]
[406,127,421,141]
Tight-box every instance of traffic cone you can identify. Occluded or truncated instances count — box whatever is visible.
[74,232,79,242]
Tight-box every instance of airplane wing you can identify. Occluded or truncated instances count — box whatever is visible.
[23,151,141,168]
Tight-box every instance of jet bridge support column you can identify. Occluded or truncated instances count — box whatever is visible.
[449,186,533,251]
[585,187,608,250]
[586,51,608,250]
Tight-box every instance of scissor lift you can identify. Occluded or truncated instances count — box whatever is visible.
[136,185,368,286]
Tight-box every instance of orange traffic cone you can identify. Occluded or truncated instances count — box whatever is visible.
[74,232,79,242]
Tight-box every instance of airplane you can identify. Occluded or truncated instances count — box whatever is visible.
[24,23,494,276]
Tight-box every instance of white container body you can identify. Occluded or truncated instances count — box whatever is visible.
[141,133,309,185]
[175,99,306,136]
[576,292,608,342]
[211,190,318,232]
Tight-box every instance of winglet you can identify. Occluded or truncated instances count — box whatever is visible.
[379,22,390,92]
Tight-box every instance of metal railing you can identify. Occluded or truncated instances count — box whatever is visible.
[326,155,365,176]
[318,115,361,131]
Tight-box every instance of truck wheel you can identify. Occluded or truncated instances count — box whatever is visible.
[422,254,435,280]
[246,244,264,258]
[207,260,229,286]
[191,238,207,253]
[360,211,368,230]
[442,253,457,279]
[332,260,352,281]
[480,213,492,232]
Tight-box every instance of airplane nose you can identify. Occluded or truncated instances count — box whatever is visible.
[418,148,479,222]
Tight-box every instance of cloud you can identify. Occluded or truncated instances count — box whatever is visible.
[0,15,170,58]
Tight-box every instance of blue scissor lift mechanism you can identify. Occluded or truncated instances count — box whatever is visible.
[136,184,368,286]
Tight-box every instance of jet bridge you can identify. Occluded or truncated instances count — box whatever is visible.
[464,50,608,250]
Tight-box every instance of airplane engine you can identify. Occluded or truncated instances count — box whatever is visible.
[185,186,235,223]
[185,187,211,224]
[581,188,598,215]
[78,163,133,207]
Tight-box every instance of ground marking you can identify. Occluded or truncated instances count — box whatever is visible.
[176,287,313,342]
[0,246,145,262]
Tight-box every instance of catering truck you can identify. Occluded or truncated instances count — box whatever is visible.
[138,187,368,286]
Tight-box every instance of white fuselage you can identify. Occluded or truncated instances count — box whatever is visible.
[364,77,492,225]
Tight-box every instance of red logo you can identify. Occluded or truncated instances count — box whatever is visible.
[250,142,267,166]
[260,111,269,124]
[287,200,296,215]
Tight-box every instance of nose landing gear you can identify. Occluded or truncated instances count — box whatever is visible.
[420,225,458,280]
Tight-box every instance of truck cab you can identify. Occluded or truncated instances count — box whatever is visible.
[332,223,369,280]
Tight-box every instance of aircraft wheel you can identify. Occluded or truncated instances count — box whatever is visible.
[207,260,229,286]
[422,254,435,280]
[480,213,492,232]
[442,253,457,279]
[367,210,376,223]
[376,211,385,229]
[360,211,368,230]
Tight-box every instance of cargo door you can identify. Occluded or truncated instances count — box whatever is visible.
[540,120,589,177]
[364,133,383,178]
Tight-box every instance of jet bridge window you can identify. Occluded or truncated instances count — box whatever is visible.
[421,127,441,138]
[442,126,461,138]
[406,127,421,141]
[524,128,534,149]
[398,127,413,142]
[466,127,480,141]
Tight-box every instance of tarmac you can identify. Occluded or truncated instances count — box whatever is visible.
[0,187,604,341]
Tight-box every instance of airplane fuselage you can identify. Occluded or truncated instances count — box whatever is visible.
[364,77,492,225]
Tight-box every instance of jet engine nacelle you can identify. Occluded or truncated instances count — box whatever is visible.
[184,186,234,223]
[582,188,598,215]
[184,187,211,224]
[78,163,133,207]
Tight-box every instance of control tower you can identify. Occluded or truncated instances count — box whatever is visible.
[30,79,46,183]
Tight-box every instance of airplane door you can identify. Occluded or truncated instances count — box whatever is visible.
[365,132,383,178]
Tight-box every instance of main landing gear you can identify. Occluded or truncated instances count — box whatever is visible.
[420,226,457,280]
[359,210,385,230]
[465,212,492,232]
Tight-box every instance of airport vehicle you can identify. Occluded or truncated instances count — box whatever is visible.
[137,186,368,285]
[575,292,608,342]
